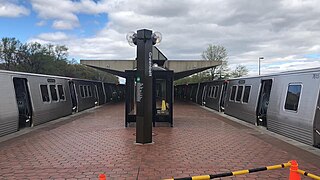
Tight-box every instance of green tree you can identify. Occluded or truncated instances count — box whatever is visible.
[0,37,21,70]
[230,64,249,78]
[201,44,229,79]
[0,37,118,83]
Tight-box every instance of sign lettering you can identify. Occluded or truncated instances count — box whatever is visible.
[148,52,152,77]
[313,73,320,79]
[136,82,143,102]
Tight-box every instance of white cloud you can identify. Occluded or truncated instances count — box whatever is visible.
[30,0,110,30]
[34,32,70,42]
[52,20,78,30]
[36,20,46,26]
[28,0,320,75]
[0,1,30,17]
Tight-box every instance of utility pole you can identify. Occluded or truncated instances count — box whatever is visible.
[259,57,264,75]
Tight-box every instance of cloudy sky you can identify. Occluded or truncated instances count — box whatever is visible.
[1,0,320,75]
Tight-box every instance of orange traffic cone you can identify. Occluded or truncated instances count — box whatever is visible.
[99,174,106,180]
[289,160,300,180]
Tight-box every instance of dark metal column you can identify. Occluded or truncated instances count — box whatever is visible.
[136,29,153,144]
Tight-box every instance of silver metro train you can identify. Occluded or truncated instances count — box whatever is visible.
[0,70,124,137]
[175,67,320,147]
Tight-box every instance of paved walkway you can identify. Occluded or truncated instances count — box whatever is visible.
[0,102,319,180]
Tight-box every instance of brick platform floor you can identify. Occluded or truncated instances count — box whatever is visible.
[0,102,319,180]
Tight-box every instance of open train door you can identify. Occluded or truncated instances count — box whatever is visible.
[13,78,32,129]
[313,89,320,147]
[201,85,207,106]
[94,85,99,105]
[219,81,228,112]
[256,79,272,127]
[68,81,78,112]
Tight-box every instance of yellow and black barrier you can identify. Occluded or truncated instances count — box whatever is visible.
[296,169,320,180]
[164,160,320,180]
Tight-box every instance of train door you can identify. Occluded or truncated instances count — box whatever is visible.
[313,90,320,147]
[219,81,228,111]
[94,85,99,105]
[256,79,273,127]
[201,85,207,105]
[13,78,32,129]
[68,81,78,112]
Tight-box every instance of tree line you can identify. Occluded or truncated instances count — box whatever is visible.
[175,44,249,85]
[0,37,118,83]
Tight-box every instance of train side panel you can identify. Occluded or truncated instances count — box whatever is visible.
[204,81,224,111]
[94,82,106,105]
[190,83,199,103]
[267,73,319,145]
[28,76,73,126]
[73,80,96,112]
[0,74,19,136]
[224,78,261,124]
[104,83,113,103]
[196,83,206,105]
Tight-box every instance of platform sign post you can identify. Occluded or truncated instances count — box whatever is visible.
[135,29,153,144]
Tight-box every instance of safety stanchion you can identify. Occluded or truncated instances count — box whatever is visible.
[164,160,320,180]
[164,162,291,180]
[99,174,106,180]
[296,169,320,180]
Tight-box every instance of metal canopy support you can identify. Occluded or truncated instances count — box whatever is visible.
[173,65,218,80]
[85,65,127,78]
[80,59,221,73]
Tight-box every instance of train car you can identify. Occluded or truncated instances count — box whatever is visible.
[174,83,199,102]
[0,70,123,138]
[223,69,320,146]
[177,67,320,147]
[92,81,106,105]
[195,82,206,105]
[189,83,198,103]
[265,69,320,146]
[104,83,116,102]
[174,84,186,100]
[203,80,228,112]
[0,70,72,136]
[224,77,262,124]
[116,84,125,101]
[71,79,100,112]
[104,83,126,102]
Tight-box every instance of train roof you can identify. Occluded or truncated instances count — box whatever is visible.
[175,67,320,85]
[0,69,115,84]
[0,69,71,79]
[229,66,320,81]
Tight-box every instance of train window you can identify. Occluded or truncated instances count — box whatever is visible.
[49,85,58,101]
[80,86,85,98]
[236,86,243,102]
[40,85,50,102]
[214,85,219,98]
[84,86,88,97]
[88,86,92,97]
[210,86,216,98]
[284,84,302,112]
[57,85,65,101]
[230,86,237,101]
[242,86,251,103]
